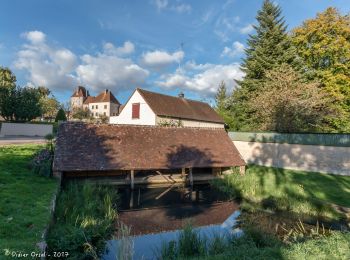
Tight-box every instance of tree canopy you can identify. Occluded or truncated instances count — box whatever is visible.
[292,7,350,132]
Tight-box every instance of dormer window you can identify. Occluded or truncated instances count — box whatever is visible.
[132,103,140,119]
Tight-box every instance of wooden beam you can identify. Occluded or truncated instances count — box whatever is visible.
[181,168,186,179]
[155,183,176,200]
[156,170,175,183]
[130,170,135,189]
[189,168,193,188]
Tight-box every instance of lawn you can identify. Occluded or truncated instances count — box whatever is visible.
[213,165,350,220]
[0,144,58,256]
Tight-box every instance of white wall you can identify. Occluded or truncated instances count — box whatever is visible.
[0,123,53,137]
[110,90,156,125]
[234,141,350,176]
[156,116,224,128]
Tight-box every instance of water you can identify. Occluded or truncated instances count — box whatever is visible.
[103,184,241,259]
[102,211,242,260]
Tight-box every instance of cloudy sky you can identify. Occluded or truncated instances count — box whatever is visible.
[0,0,349,104]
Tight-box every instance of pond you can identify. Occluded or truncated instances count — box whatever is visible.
[102,184,242,259]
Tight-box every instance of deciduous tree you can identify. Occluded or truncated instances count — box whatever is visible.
[292,7,350,131]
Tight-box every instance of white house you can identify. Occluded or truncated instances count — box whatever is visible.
[70,86,121,118]
[110,88,225,128]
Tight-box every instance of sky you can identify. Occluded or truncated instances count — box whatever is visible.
[0,0,349,105]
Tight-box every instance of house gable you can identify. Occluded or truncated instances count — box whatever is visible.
[110,89,156,125]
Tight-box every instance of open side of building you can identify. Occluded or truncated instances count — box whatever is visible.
[53,123,245,188]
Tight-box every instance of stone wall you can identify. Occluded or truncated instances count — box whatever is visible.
[233,141,350,176]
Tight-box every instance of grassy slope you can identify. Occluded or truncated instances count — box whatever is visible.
[214,165,350,220]
[0,145,58,253]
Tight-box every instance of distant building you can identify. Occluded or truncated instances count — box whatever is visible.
[70,86,121,118]
[110,88,224,128]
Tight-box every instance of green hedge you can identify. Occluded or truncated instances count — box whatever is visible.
[229,132,350,147]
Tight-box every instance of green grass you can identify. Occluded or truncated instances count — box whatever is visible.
[213,165,350,220]
[46,183,119,259]
[0,145,58,255]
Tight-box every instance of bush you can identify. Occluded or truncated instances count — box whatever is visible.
[46,183,118,259]
[55,108,67,122]
[31,148,53,177]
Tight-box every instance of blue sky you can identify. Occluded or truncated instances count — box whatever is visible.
[0,0,349,104]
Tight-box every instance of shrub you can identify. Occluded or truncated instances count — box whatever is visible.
[31,148,53,177]
[55,108,67,122]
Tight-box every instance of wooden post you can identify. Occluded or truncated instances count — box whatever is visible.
[239,165,246,176]
[181,168,186,180]
[129,189,134,209]
[130,170,135,190]
[189,168,193,188]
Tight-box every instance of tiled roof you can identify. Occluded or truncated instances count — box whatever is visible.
[53,123,245,172]
[71,86,88,98]
[137,88,224,124]
[82,90,120,105]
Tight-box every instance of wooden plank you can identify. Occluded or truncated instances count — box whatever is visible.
[156,170,175,183]
[155,184,176,200]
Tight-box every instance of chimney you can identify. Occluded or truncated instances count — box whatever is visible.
[178,92,185,98]
[105,89,108,94]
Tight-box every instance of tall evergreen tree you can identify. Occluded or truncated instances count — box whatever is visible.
[215,81,227,111]
[229,0,296,130]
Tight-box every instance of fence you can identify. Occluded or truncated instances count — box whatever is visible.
[0,122,53,137]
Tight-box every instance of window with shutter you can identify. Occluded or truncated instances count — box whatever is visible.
[132,103,140,119]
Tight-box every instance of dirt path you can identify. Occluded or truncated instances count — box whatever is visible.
[0,136,46,146]
[118,201,238,236]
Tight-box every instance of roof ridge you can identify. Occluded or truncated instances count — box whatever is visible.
[137,88,210,105]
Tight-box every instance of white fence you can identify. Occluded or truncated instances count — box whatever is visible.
[0,123,53,137]
[233,141,350,176]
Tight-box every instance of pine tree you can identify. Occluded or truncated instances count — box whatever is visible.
[55,108,67,122]
[215,81,227,111]
[229,0,297,130]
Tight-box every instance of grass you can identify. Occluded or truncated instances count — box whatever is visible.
[212,165,350,220]
[0,144,58,255]
[46,183,119,259]
[160,165,350,259]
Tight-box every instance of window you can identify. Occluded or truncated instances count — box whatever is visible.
[92,105,94,109]
[95,112,98,116]
[132,103,140,119]
[96,105,98,109]
[104,105,107,109]
[103,112,106,116]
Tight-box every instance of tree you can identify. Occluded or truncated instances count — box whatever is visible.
[228,0,297,130]
[0,67,16,118]
[72,108,91,120]
[249,64,334,132]
[215,81,227,111]
[14,87,43,121]
[55,108,67,122]
[292,7,350,132]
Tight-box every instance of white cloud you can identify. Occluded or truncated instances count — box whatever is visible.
[156,62,245,95]
[152,0,191,14]
[221,41,245,58]
[76,54,149,91]
[103,41,135,56]
[22,31,46,44]
[15,31,148,93]
[173,3,191,14]
[153,0,168,11]
[240,24,254,34]
[141,50,184,69]
[15,30,78,89]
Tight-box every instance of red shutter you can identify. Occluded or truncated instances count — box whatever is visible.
[132,103,140,119]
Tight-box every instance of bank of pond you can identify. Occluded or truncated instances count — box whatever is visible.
[46,168,350,259]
